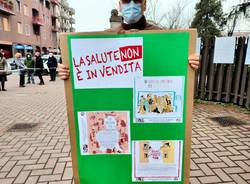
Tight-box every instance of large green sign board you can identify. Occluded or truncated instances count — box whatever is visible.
[60,30,196,184]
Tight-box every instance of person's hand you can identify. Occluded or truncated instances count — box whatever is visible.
[188,54,200,70]
[58,63,70,80]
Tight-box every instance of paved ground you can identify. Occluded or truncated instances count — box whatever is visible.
[0,74,249,184]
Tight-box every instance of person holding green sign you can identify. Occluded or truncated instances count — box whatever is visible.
[58,0,200,80]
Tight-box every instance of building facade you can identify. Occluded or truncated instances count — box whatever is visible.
[0,0,75,58]
[59,0,75,33]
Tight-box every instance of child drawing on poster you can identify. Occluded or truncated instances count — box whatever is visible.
[134,77,185,123]
[138,93,174,115]
[139,141,175,164]
[78,111,130,155]
[133,140,183,182]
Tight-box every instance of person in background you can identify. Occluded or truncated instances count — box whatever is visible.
[47,52,58,81]
[15,53,26,87]
[24,53,35,84]
[0,50,7,91]
[58,0,200,80]
[35,51,44,85]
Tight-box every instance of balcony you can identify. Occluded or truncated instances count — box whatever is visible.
[52,11,60,18]
[0,0,15,15]
[32,16,44,26]
[60,23,67,30]
[52,25,59,32]
[50,0,59,5]
[69,17,75,24]
[61,0,69,9]
[60,10,68,19]
[69,7,75,15]
[70,27,75,32]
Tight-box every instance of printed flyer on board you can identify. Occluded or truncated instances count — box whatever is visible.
[70,37,143,89]
[134,76,185,123]
[132,140,183,182]
[78,111,130,155]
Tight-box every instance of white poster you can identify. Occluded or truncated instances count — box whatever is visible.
[78,111,130,155]
[213,37,236,64]
[245,40,250,65]
[196,37,201,54]
[132,140,183,182]
[70,37,143,89]
[134,76,185,123]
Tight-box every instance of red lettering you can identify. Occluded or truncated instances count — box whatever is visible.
[73,57,80,67]
[107,51,113,61]
[86,55,90,65]
[119,45,142,62]
[113,50,120,61]
[80,57,86,66]
[76,67,83,81]
[86,70,91,80]
[99,66,105,77]
[135,62,142,71]
[105,66,112,76]
[128,62,135,72]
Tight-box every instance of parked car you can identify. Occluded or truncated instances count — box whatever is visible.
[41,55,61,75]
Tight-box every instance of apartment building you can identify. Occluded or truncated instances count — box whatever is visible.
[0,0,75,58]
[60,0,75,33]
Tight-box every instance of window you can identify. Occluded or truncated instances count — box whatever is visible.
[16,0,21,12]
[24,5,29,16]
[17,22,23,34]
[25,24,30,35]
[3,17,10,31]
[33,25,40,35]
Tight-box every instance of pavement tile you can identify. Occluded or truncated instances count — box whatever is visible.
[0,75,249,184]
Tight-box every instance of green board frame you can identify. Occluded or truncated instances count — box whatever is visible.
[60,29,196,184]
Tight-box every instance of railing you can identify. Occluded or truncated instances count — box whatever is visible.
[69,7,75,15]
[70,27,75,32]
[50,0,59,5]
[52,25,59,32]
[32,16,44,26]
[0,0,15,15]
[69,17,75,24]
[195,36,250,109]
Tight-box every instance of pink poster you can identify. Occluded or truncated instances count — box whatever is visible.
[78,111,130,155]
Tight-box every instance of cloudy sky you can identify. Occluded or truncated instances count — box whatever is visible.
[67,0,199,32]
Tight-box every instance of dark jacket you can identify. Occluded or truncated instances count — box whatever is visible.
[35,56,43,74]
[47,56,58,69]
[107,22,162,32]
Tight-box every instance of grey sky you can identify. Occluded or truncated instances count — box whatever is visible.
[67,0,200,32]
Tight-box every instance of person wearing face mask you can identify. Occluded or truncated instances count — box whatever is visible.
[47,52,58,81]
[34,51,45,85]
[24,53,35,84]
[58,0,200,80]
[0,50,7,91]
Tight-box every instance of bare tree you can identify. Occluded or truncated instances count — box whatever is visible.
[145,0,194,29]
[226,2,250,36]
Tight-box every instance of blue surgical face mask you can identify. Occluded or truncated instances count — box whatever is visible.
[121,1,143,24]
